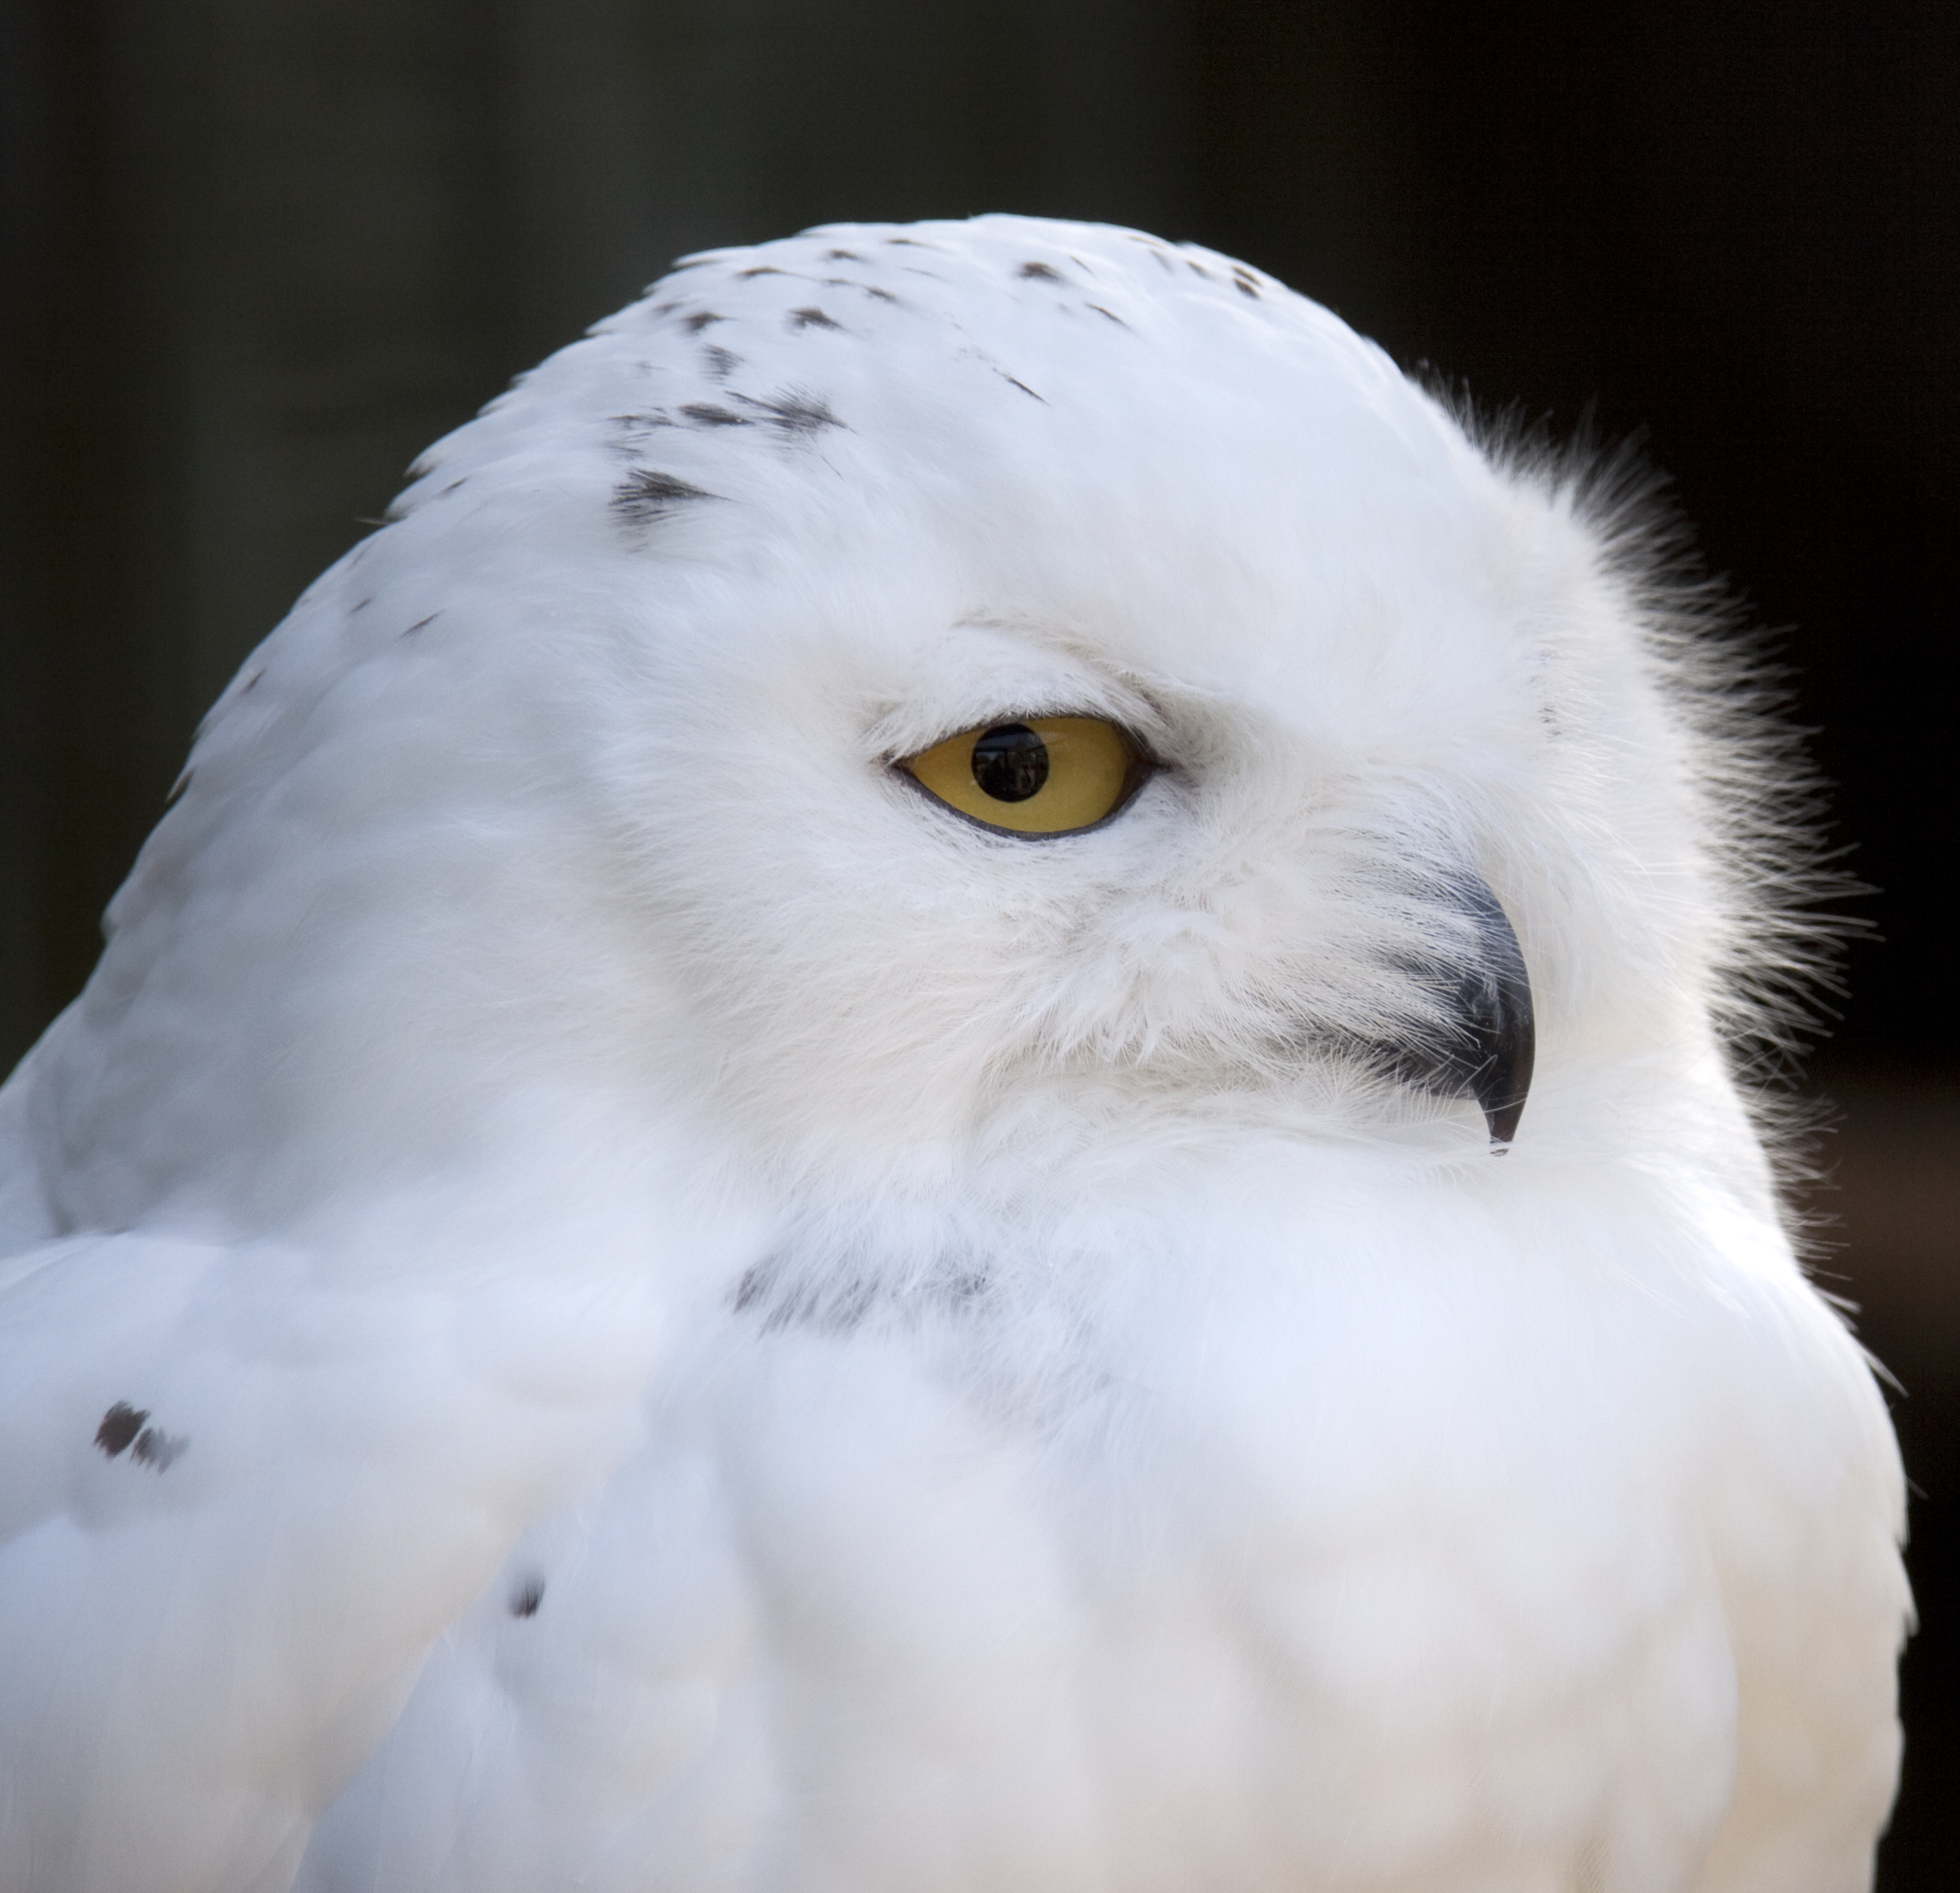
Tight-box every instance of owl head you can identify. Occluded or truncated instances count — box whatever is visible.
[33,217,1832,1233]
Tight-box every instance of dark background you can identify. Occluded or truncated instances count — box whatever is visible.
[3,0,1955,1877]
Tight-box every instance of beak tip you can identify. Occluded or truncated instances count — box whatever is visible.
[1484,1095,1527,1149]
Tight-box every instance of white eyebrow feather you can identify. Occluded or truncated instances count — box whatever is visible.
[862,620,1173,761]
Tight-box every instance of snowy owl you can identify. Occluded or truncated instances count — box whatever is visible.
[0,215,1908,1893]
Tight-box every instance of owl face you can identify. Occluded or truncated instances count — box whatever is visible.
[447,221,1705,1180]
[58,218,1749,1230]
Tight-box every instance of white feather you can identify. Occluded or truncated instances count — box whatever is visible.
[0,215,1905,1892]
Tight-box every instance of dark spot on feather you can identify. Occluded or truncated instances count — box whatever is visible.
[164,768,192,809]
[441,478,467,495]
[684,310,725,333]
[612,469,719,527]
[996,370,1045,402]
[240,669,263,695]
[131,1426,188,1471]
[884,236,933,247]
[747,1262,877,1336]
[1186,259,1213,279]
[1086,303,1128,326]
[352,597,373,613]
[95,1403,148,1458]
[609,412,680,458]
[732,390,843,439]
[738,265,786,278]
[1232,267,1261,298]
[732,1245,994,1338]
[701,345,741,380]
[510,1578,545,1618]
[404,613,440,636]
[825,248,863,261]
[830,279,898,303]
[1020,261,1062,280]
[681,402,748,427]
[788,306,840,330]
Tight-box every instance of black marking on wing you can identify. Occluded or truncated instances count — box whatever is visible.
[164,768,192,809]
[829,278,898,303]
[825,248,863,261]
[681,402,748,427]
[95,1403,148,1457]
[701,345,741,380]
[609,412,681,460]
[996,370,1044,402]
[788,306,840,330]
[404,613,441,635]
[684,310,726,333]
[733,390,843,438]
[738,265,786,278]
[442,478,467,495]
[130,1426,188,1471]
[1020,260,1062,280]
[510,1578,545,1618]
[1186,259,1213,279]
[612,469,719,526]
[1232,266,1261,299]
[1086,303,1128,326]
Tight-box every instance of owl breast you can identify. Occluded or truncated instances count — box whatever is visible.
[297,1145,1895,1893]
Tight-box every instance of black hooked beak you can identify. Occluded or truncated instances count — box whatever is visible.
[1395,877,1536,1148]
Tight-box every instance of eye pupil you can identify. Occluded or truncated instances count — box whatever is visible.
[969,724,1050,802]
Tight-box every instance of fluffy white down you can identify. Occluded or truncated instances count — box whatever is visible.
[0,215,1906,1893]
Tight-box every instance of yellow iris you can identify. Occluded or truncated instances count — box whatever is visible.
[902,716,1145,837]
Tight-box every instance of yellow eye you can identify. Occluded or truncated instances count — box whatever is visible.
[902,716,1149,837]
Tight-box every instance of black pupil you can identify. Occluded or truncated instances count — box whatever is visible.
[969,724,1050,802]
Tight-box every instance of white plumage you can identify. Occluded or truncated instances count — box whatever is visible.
[0,215,1907,1892]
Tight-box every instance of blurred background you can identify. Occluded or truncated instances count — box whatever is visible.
[3,0,1954,1877]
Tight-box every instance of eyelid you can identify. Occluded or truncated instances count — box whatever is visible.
[865,663,1174,767]
[890,706,1166,765]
